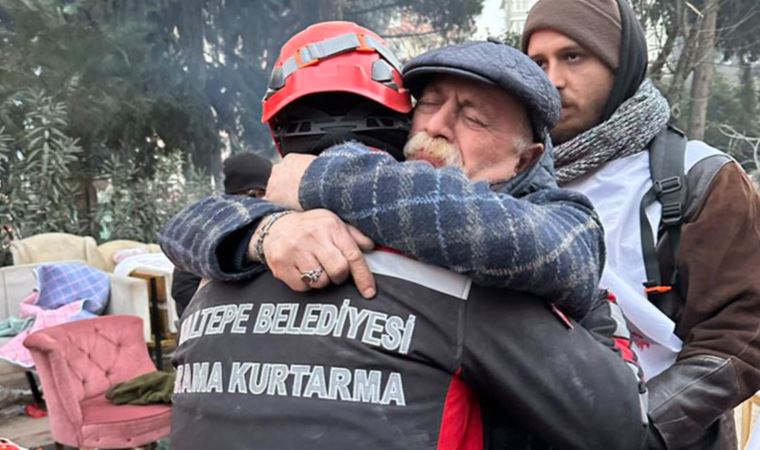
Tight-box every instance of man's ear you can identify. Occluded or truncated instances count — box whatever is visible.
[515,142,544,174]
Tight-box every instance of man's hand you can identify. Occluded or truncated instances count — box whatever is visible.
[249,209,377,298]
[265,154,317,210]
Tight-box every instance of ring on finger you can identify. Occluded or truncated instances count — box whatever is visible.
[300,267,324,284]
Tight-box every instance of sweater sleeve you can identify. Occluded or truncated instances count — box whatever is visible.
[299,143,605,318]
[157,194,286,281]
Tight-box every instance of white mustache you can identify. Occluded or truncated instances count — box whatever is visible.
[403,132,463,169]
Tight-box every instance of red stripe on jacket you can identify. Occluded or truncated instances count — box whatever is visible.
[438,370,483,450]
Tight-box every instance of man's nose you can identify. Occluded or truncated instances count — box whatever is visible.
[545,62,566,90]
[423,103,454,141]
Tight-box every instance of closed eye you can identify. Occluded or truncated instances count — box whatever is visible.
[415,97,442,109]
[464,114,487,127]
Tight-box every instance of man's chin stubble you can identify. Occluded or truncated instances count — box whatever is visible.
[551,130,571,145]
[550,120,583,145]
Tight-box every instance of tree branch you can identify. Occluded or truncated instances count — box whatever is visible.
[649,25,677,81]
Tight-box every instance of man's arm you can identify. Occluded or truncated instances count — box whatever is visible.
[647,163,760,449]
[158,195,377,295]
[459,287,647,450]
[298,143,605,318]
[158,194,285,280]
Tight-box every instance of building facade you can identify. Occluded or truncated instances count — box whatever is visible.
[503,0,538,34]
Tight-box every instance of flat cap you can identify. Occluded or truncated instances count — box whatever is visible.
[402,40,560,140]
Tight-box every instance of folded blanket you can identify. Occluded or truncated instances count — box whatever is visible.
[1,295,91,368]
[113,252,174,278]
[34,263,110,318]
[106,371,175,405]
[0,316,34,337]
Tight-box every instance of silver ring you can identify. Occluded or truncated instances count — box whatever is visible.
[300,268,324,284]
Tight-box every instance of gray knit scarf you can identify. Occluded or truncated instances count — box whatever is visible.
[554,79,671,184]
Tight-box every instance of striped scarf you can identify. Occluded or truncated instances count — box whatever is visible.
[554,79,671,184]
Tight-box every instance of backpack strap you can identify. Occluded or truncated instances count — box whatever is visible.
[639,126,688,312]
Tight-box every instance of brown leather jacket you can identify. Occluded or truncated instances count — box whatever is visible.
[647,157,760,450]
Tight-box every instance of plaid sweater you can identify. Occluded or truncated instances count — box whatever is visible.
[159,142,604,318]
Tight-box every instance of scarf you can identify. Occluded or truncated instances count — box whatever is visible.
[554,79,670,184]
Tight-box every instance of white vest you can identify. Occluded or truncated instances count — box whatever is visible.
[566,141,724,378]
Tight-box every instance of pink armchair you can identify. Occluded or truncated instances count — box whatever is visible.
[23,315,171,449]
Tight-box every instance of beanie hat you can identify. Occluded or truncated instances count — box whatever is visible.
[223,152,272,195]
[522,0,622,71]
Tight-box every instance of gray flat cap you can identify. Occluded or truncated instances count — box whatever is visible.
[403,40,560,140]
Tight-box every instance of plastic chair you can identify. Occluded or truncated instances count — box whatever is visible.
[23,316,170,449]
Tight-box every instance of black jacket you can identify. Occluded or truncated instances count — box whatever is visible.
[172,251,647,450]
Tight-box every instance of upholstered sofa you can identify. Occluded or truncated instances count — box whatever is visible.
[9,233,163,274]
[4,233,178,363]
[0,262,151,379]
[9,233,110,272]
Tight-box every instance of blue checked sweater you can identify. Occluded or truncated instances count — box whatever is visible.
[158,142,604,318]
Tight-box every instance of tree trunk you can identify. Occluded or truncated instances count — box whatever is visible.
[738,55,756,132]
[648,27,676,82]
[178,0,206,85]
[686,0,720,140]
[662,1,693,118]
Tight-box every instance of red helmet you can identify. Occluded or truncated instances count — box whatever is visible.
[262,21,412,133]
[261,22,412,162]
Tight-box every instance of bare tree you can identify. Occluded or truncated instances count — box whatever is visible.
[642,0,759,128]
[718,124,760,174]
[686,0,720,139]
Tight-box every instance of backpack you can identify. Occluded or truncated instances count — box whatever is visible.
[639,126,688,322]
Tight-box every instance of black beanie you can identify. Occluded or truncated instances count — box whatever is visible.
[222,152,273,195]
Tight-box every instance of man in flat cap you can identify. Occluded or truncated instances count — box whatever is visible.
[162,38,603,321]
[168,40,648,449]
